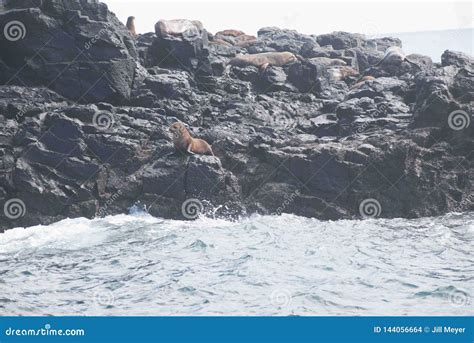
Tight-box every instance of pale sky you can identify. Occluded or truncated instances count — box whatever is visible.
[105,0,473,36]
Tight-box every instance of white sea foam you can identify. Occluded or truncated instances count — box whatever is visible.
[0,212,472,315]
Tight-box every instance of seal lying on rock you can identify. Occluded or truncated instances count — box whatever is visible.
[155,19,204,38]
[215,29,246,37]
[354,47,420,83]
[235,34,258,48]
[210,38,233,47]
[169,122,214,156]
[215,30,258,48]
[375,46,420,69]
[350,75,375,89]
[229,51,297,71]
[328,66,359,81]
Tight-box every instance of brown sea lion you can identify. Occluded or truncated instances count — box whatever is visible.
[210,38,233,47]
[126,16,137,38]
[236,41,258,48]
[235,34,258,47]
[215,29,246,37]
[235,39,258,48]
[229,51,297,71]
[328,66,359,81]
[155,19,204,38]
[169,122,214,156]
[237,34,257,42]
[350,75,375,89]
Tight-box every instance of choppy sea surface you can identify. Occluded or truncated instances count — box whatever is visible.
[0,212,472,316]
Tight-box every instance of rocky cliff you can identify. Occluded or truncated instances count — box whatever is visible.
[0,0,472,231]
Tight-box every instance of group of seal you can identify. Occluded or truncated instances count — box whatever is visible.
[169,122,214,156]
[124,17,423,154]
[352,46,421,85]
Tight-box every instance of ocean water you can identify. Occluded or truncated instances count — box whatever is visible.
[0,212,472,316]
[377,28,473,62]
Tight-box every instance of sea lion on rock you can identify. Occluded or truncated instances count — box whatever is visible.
[126,16,137,38]
[210,38,233,47]
[235,34,258,47]
[229,51,297,71]
[214,30,258,48]
[354,47,420,83]
[375,46,420,69]
[328,66,359,81]
[155,19,204,38]
[169,122,214,156]
[236,40,258,48]
[350,75,375,89]
[215,29,246,37]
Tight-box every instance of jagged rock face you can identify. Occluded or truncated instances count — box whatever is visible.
[256,27,319,55]
[441,49,474,69]
[150,19,209,69]
[317,31,365,50]
[0,0,137,104]
[0,4,472,231]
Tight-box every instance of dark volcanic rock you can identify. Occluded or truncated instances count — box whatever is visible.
[0,3,472,231]
[150,22,209,70]
[257,27,319,55]
[441,50,474,70]
[0,0,137,104]
[316,31,365,50]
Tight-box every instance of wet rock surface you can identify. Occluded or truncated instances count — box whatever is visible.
[0,0,472,230]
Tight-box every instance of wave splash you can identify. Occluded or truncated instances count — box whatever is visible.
[0,212,472,315]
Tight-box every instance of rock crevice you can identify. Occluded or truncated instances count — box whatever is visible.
[0,1,472,230]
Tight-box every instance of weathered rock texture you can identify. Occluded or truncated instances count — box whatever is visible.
[0,0,472,230]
